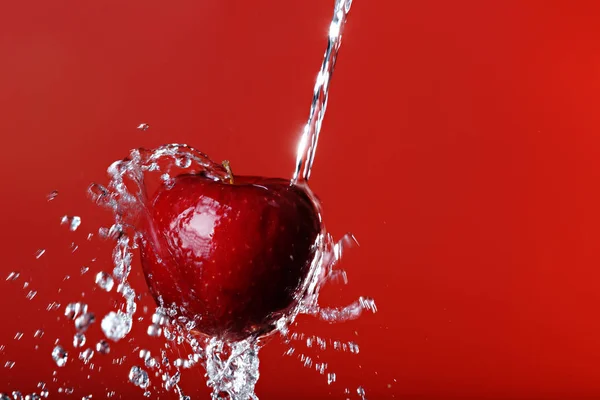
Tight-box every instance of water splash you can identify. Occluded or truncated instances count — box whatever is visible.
[85,140,375,398]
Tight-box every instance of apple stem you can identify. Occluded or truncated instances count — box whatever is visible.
[222,160,234,184]
[292,0,353,184]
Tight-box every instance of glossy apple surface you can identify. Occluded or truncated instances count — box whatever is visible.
[140,173,321,341]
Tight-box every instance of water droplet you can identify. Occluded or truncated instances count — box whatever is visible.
[151,309,168,326]
[175,156,192,169]
[65,302,88,320]
[79,348,94,364]
[80,266,89,275]
[14,332,23,340]
[357,386,367,399]
[74,312,95,332]
[101,311,132,341]
[327,372,336,384]
[52,345,68,367]
[129,366,150,389]
[147,324,161,337]
[95,340,110,355]
[25,290,37,300]
[46,190,59,201]
[139,349,151,361]
[61,215,81,232]
[12,391,23,400]
[5,272,20,281]
[4,361,15,369]
[164,371,180,391]
[33,329,44,338]
[39,391,48,399]
[73,333,86,348]
[137,123,150,131]
[95,272,114,292]
[35,249,45,259]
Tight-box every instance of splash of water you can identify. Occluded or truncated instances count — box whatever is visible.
[87,141,374,398]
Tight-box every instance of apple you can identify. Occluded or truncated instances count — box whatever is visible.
[139,173,321,341]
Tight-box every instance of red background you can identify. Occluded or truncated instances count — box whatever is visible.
[2,0,600,398]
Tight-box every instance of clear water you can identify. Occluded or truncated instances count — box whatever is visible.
[1,0,376,398]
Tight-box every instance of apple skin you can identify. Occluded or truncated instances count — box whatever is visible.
[140,173,321,341]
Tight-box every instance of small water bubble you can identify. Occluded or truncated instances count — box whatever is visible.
[4,361,15,369]
[6,271,20,281]
[12,391,23,400]
[52,345,68,367]
[75,312,96,332]
[137,123,150,131]
[101,311,132,341]
[39,391,48,399]
[79,348,94,364]
[46,302,60,312]
[88,183,109,205]
[175,156,192,169]
[73,333,86,348]
[139,349,151,361]
[164,371,180,391]
[327,372,336,384]
[25,290,37,300]
[14,332,23,340]
[144,357,158,369]
[35,249,45,259]
[47,190,59,201]
[316,362,327,374]
[147,324,162,337]
[129,366,150,389]
[95,272,114,292]
[163,327,174,341]
[82,396,92,400]
[34,329,44,338]
[61,215,81,232]
[151,309,167,326]
[357,386,367,399]
[65,302,88,320]
[185,320,196,331]
[96,340,110,354]
[80,266,89,275]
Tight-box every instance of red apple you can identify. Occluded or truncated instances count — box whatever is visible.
[139,173,321,341]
